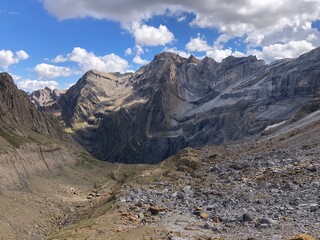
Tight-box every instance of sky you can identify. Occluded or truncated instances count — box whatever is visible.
[1,0,320,92]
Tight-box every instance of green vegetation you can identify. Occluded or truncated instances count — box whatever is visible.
[79,151,106,168]
[0,127,30,148]
[64,127,74,134]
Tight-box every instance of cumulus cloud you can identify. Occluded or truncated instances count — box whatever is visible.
[250,40,315,62]
[130,23,174,46]
[206,48,233,62]
[133,55,149,65]
[15,50,29,60]
[129,45,151,66]
[186,35,212,52]
[42,0,170,22]
[10,74,22,81]
[53,47,129,73]
[34,63,74,79]
[42,0,320,61]
[125,48,133,55]
[0,49,29,70]
[185,35,243,62]
[163,47,191,58]
[17,79,59,92]
[42,0,320,45]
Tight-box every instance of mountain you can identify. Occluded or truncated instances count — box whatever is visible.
[59,70,133,128]
[30,87,66,117]
[49,48,320,164]
[0,72,81,189]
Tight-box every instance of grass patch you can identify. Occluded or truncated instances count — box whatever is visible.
[64,127,74,134]
[0,127,30,148]
[75,151,109,171]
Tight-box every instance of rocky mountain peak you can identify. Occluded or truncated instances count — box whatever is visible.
[186,55,200,64]
[59,69,133,127]
[0,72,79,141]
[0,72,15,90]
[30,87,66,117]
[221,55,264,67]
[37,48,320,164]
[154,52,185,62]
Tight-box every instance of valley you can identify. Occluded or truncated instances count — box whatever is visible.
[0,48,320,239]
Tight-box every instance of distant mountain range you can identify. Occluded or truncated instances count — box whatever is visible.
[31,48,320,163]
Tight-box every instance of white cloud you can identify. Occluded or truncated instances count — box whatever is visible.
[15,50,29,60]
[54,47,129,73]
[135,45,144,55]
[133,55,149,65]
[206,48,233,62]
[52,54,67,63]
[34,63,74,79]
[125,48,133,55]
[130,23,174,46]
[186,35,212,52]
[250,40,315,62]
[177,15,187,22]
[164,47,191,58]
[0,49,29,70]
[307,33,318,42]
[42,0,170,22]
[10,74,22,81]
[185,35,241,62]
[42,0,320,60]
[42,0,320,39]
[17,79,59,92]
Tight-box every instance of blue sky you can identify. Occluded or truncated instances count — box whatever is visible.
[1,0,320,92]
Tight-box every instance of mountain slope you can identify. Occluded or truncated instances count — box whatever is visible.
[0,72,81,189]
[49,105,320,240]
[59,70,133,128]
[58,48,320,164]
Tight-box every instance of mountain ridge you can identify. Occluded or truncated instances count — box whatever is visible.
[32,48,320,163]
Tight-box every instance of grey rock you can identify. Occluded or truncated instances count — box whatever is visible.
[242,213,254,222]
[259,217,276,225]
[0,73,81,189]
[39,48,320,164]
[203,222,212,229]
[30,87,65,114]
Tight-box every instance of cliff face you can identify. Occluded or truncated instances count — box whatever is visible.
[30,87,65,117]
[59,70,133,127]
[0,73,81,189]
[58,48,320,164]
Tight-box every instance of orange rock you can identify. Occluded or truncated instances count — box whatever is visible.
[288,234,316,240]
[120,212,129,217]
[149,205,165,215]
[200,212,208,220]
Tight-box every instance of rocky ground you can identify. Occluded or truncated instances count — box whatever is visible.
[116,145,319,240]
[1,118,319,240]
[49,113,320,240]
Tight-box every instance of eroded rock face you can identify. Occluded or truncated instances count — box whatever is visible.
[60,48,320,163]
[30,87,66,116]
[0,72,81,189]
[0,72,76,142]
[59,70,133,127]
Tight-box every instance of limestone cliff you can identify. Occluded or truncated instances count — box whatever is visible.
[57,48,320,163]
